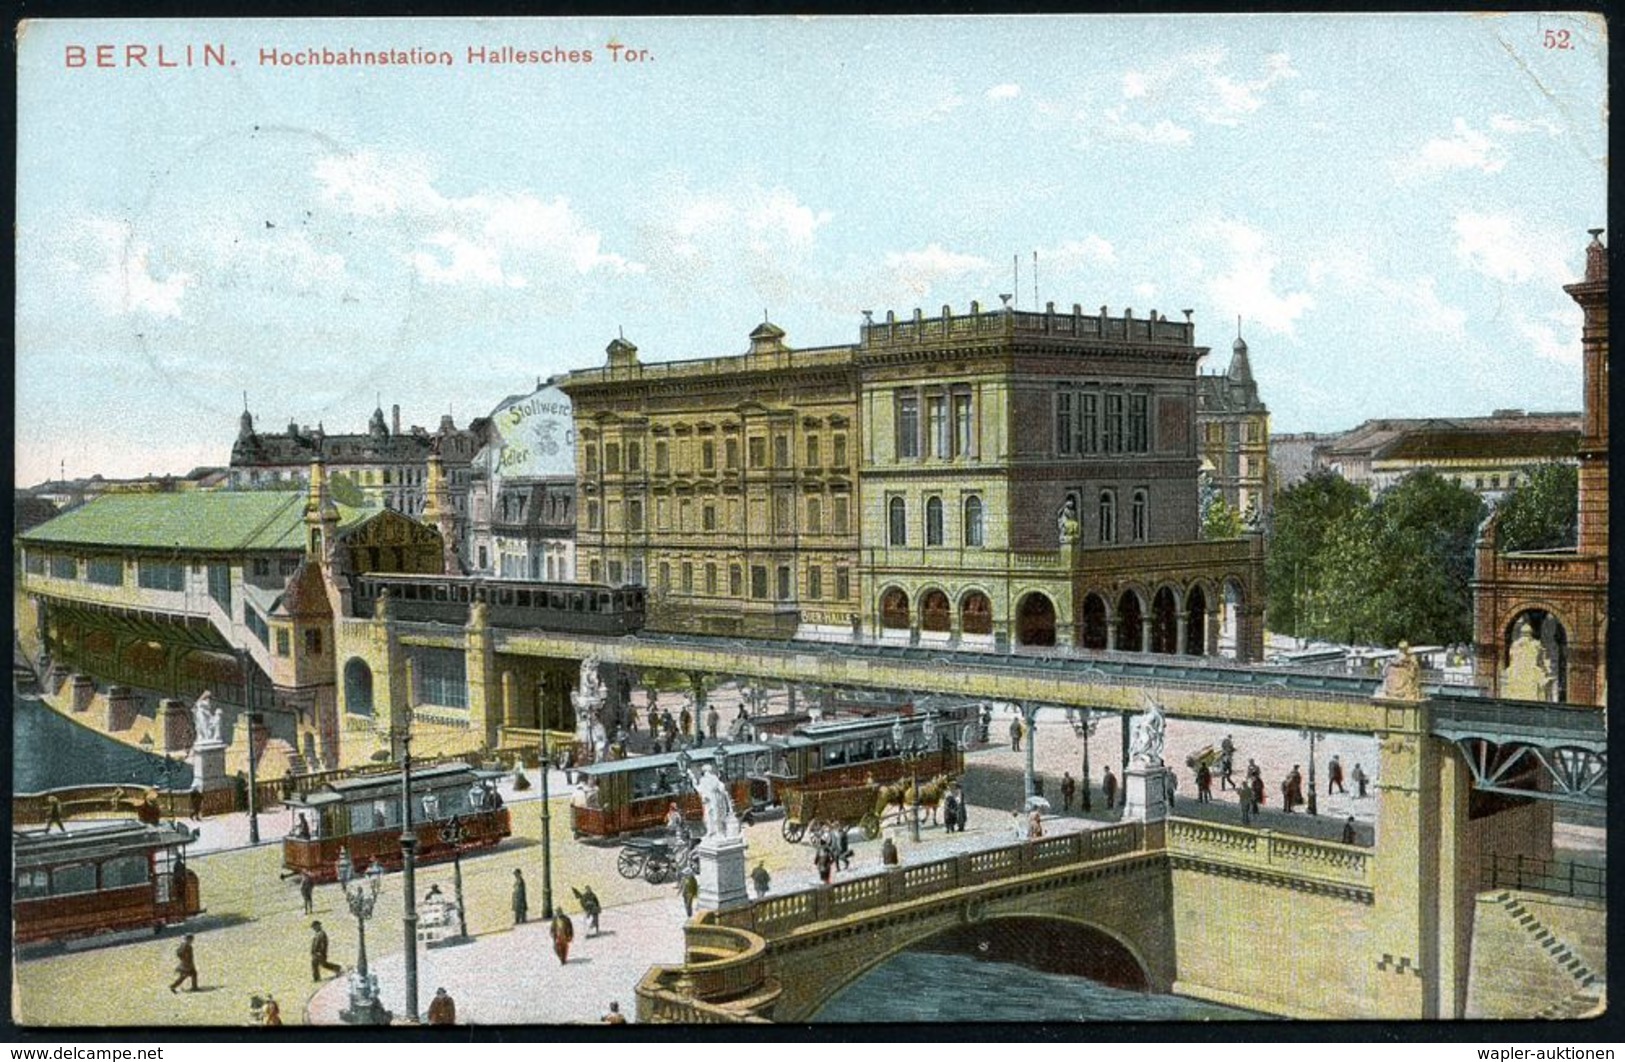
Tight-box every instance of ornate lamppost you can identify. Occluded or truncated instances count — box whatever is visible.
[238,649,260,845]
[539,706,555,919]
[1067,707,1102,812]
[438,815,469,940]
[397,729,419,1022]
[337,848,390,1025]
[1299,728,1321,817]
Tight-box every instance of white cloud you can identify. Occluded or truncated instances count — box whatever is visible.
[1200,51,1299,127]
[1306,244,1467,340]
[1453,211,1571,285]
[987,83,1021,101]
[68,218,195,319]
[1101,107,1193,146]
[1121,71,1148,99]
[1392,118,1506,180]
[1198,219,1314,335]
[885,243,991,297]
[1108,49,1297,143]
[1515,309,1583,367]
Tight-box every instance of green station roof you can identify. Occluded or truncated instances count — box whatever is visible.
[18,492,379,553]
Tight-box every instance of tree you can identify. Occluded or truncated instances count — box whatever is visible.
[1265,471,1369,637]
[326,472,366,507]
[1202,495,1244,540]
[1370,470,1484,645]
[1494,463,1578,552]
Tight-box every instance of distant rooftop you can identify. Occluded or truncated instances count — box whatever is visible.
[19,492,380,553]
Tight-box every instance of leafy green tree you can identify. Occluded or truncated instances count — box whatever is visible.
[1311,507,1389,644]
[1368,470,1484,644]
[1265,471,1369,636]
[1202,495,1244,540]
[326,472,366,507]
[1494,462,1578,552]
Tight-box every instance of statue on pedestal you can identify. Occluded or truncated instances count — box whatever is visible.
[690,764,737,839]
[193,691,223,746]
[1378,642,1424,702]
[571,654,608,757]
[1056,497,1080,545]
[1128,697,1166,768]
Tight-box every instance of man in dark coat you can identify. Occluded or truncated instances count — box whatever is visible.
[169,934,199,993]
[881,836,899,866]
[427,987,456,1025]
[1341,816,1357,845]
[1195,762,1212,804]
[1102,766,1118,810]
[1009,715,1023,752]
[573,885,602,936]
[551,907,574,965]
[1328,755,1346,795]
[750,861,771,898]
[45,794,66,833]
[189,786,204,822]
[1060,771,1076,812]
[814,843,834,884]
[299,871,316,915]
[1352,762,1369,798]
[953,785,968,832]
[310,921,342,981]
[512,868,529,925]
[680,871,699,917]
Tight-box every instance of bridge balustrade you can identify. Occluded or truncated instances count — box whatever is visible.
[1166,818,1368,891]
[968,846,1022,881]
[900,857,957,895]
[830,873,889,914]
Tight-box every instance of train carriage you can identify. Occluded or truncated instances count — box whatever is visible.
[570,743,771,839]
[282,763,512,883]
[14,820,200,945]
[351,574,645,635]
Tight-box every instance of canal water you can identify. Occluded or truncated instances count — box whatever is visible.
[815,951,1266,1023]
[12,693,194,792]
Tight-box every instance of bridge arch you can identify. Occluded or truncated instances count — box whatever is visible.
[810,913,1156,1020]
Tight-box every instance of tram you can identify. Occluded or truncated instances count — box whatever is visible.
[569,743,772,839]
[14,820,200,945]
[281,763,512,883]
[351,574,645,635]
[770,707,971,794]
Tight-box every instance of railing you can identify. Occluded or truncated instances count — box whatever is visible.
[1481,854,1606,901]
[634,918,778,1022]
[1166,818,1369,891]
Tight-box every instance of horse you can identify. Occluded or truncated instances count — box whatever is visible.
[904,774,954,826]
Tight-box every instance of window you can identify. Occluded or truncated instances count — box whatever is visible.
[730,565,743,597]
[705,564,718,595]
[929,393,949,457]
[749,437,766,468]
[252,558,271,578]
[888,497,907,546]
[23,551,44,575]
[751,566,768,599]
[659,562,670,588]
[833,433,848,468]
[1131,489,1148,542]
[1098,491,1117,544]
[605,442,620,472]
[277,628,291,657]
[775,490,793,533]
[777,565,792,601]
[590,560,602,582]
[834,495,850,535]
[1245,422,1261,443]
[926,496,944,546]
[807,497,823,534]
[775,434,790,468]
[137,560,183,591]
[1491,474,1501,489]
[1080,393,1099,454]
[702,441,716,471]
[50,864,96,897]
[587,501,600,531]
[1128,393,1149,453]
[964,496,985,547]
[629,558,644,585]
[725,438,739,470]
[655,441,669,472]
[954,392,973,457]
[703,503,717,532]
[808,566,823,600]
[88,558,124,586]
[609,560,624,584]
[807,435,820,467]
[681,563,693,593]
[836,567,851,601]
[628,500,644,532]
[679,499,692,531]
[896,393,920,459]
[51,555,79,580]
[305,629,323,655]
[1104,394,1125,453]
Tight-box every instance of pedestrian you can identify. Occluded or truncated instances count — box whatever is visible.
[706,706,720,743]
[953,785,968,833]
[188,785,204,822]
[1196,762,1212,804]
[169,933,199,993]
[750,861,771,898]
[665,802,685,840]
[299,871,316,915]
[679,705,693,739]
[1060,771,1076,813]
[1009,714,1024,752]
[1102,766,1117,810]
[1239,780,1255,826]
[260,994,282,1026]
[427,987,456,1025]
[602,1001,628,1024]
[44,794,66,833]
[310,920,342,981]
[1287,764,1304,811]
[943,788,960,832]
[814,842,834,884]
[1028,807,1044,839]
[1164,772,1177,808]
[1341,816,1357,845]
[512,868,529,925]
[1352,762,1369,799]
[573,885,602,936]
[1010,809,1025,840]
[1251,769,1266,809]
[550,906,575,965]
[1219,735,1236,790]
[881,836,899,866]
[1328,754,1346,795]
[835,825,853,870]
[680,870,699,917]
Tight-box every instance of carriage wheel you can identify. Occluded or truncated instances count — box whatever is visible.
[617,849,646,879]
[644,857,672,884]
[781,819,806,843]
[860,813,881,840]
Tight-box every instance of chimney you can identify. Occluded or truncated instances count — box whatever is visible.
[392,404,401,436]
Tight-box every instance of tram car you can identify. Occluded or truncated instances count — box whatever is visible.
[14,820,200,945]
[569,743,772,839]
[282,762,512,883]
[350,574,645,635]
[770,706,974,795]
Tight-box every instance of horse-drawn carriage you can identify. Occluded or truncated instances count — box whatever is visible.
[616,836,695,884]
[780,784,881,843]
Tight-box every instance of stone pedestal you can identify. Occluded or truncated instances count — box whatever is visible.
[46,663,70,695]
[161,699,192,753]
[694,834,750,913]
[104,686,137,732]
[69,674,96,713]
[1122,764,1171,822]
[340,969,391,1025]
[190,740,230,792]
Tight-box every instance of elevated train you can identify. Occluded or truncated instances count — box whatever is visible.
[350,573,646,635]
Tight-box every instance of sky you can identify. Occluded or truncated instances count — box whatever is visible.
[14,13,1609,486]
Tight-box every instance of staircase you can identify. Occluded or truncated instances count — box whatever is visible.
[1494,891,1603,992]
[1467,889,1606,1018]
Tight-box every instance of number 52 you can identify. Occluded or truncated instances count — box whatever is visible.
[1544,28,1573,50]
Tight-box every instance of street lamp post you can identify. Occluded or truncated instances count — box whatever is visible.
[1068,707,1099,813]
[1300,729,1320,817]
[239,650,259,845]
[907,739,923,844]
[540,718,555,919]
[337,849,389,1025]
[398,730,419,1022]
[438,815,469,940]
